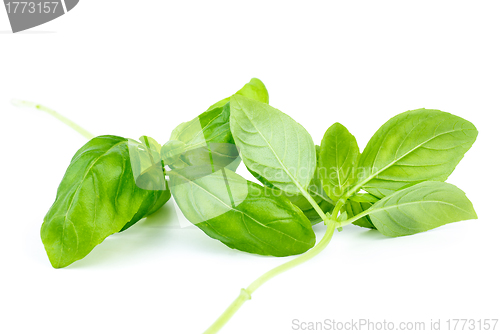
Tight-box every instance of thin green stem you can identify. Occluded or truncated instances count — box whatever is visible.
[12,99,94,140]
[246,221,336,295]
[339,207,373,226]
[203,185,349,334]
[331,198,345,221]
[299,188,328,222]
[203,160,363,334]
[203,220,337,334]
[203,289,252,334]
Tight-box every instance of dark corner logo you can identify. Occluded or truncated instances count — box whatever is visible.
[3,0,79,33]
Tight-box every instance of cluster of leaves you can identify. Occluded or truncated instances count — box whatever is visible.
[41,78,477,268]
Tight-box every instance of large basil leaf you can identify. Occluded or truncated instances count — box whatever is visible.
[319,122,359,201]
[41,135,170,268]
[364,181,476,237]
[167,78,269,169]
[230,95,316,196]
[169,168,315,256]
[249,146,334,225]
[358,109,478,198]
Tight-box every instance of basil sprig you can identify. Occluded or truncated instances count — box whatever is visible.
[34,78,477,334]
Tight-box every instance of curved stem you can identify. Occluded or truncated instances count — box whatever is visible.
[203,196,348,334]
[298,186,328,222]
[203,288,252,334]
[11,99,94,140]
[203,220,337,334]
[246,220,336,295]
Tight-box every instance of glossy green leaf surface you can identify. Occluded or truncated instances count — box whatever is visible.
[230,95,316,195]
[170,168,316,256]
[41,135,170,268]
[365,181,477,237]
[358,109,478,198]
[319,123,359,201]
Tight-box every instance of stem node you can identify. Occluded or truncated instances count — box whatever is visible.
[240,288,251,301]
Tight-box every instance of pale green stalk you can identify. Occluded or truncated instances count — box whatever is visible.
[203,193,349,334]
[12,99,94,140]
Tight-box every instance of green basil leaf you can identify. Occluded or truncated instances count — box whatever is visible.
[41,135,170,268]
[161,140,186,165]
[167,78,269,169]
[230,95,316,195]
[338,211,348,222]
[349,193,380,203]
[345,200,376,229]
[206,77,270,111]
[365,181,477,237]
[284,180,334,225]
[170,168,315,256]
[120,187,171,232]
[169,102,233,157]
[358,109,478,198]
[167,103,242,172]
[174,142,241,172]
[319,123,359,201]
[128,136,166,191]
[248,146,334,225]
[257,182,334,226]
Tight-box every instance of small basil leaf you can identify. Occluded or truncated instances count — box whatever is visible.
[358,109,478,198]
[338,211,348,222]
[230,95,316,195]
[365,181,477,237]
[170,168,315,256]
[319,123,360,201]
[345,200,376,229]
[41,135,170,268]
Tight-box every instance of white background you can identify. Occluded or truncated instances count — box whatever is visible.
[1,1,499,333]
